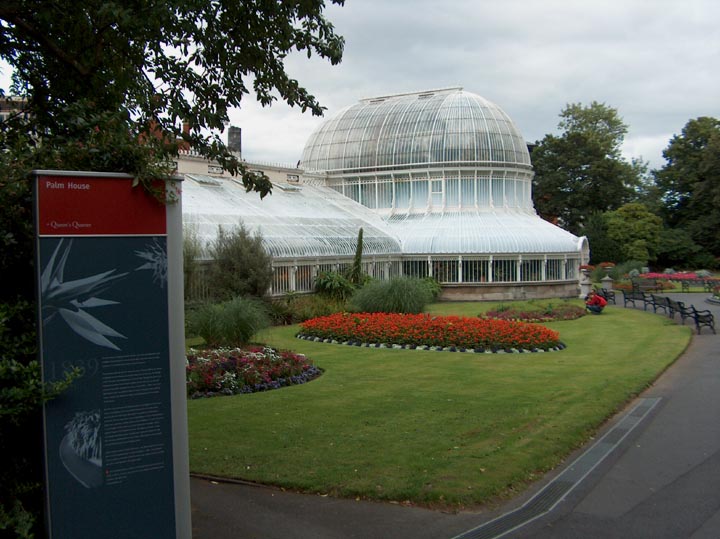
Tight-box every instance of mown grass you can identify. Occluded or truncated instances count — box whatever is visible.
[186,302,691,508]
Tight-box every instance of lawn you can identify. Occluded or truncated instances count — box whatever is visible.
[186,302,691,508]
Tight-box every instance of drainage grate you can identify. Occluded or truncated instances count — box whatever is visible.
[452,397,661,539]
[454,481,574,539]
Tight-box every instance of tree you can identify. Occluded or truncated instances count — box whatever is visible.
[531,102,644,235]
[583,212,621,265]
[206,224,274,300]
[1,0,345,193]
[345,227,365,286]
[604,203,662,264]
[655,228,709,270]
[654,117,720,259]
[0,3,345,534]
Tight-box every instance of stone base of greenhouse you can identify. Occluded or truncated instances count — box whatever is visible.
[439,282,579,301]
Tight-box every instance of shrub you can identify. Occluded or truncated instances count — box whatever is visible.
[186,297,270,347]
[206,224,273,300]
[1,300,79,538]
[314,271,355,302]
[267,294,345,325]
[348,277,433,314]
[183,224,205,302]
[421,277,443,300]
[615,259,646,279]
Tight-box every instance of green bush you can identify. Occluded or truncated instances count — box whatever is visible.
[421,277,443,300]
[186,297,270,347]
[267,294,346,325]
[614,259,646,279]
[1,299,79,538]
[183,224,205,302]
[314,271,356,302]
[206,224,273,301]
[348,277,433,314]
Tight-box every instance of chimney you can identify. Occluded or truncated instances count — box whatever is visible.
[228,126,242,156]
[177,121,191,151]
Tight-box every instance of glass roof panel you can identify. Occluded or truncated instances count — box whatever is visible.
[301,88,531,173]
[182,174,402,258]
[183,175,582,259]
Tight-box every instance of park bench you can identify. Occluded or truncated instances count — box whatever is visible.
[665,298,694,325]
[649,294,670,315]
[679,279,719,293]
[691,306,716,334]
[631,278,659,293]
[621,288,715,334]
[622,289,645,309]
[680,280,697,293]
[679,279,714,293]
[640,292,657,311]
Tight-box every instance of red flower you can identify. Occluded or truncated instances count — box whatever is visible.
[299,312,560,351]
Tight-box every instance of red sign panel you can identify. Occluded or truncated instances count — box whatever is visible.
[37,175,166,236]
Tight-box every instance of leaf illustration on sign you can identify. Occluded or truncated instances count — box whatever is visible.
[60,409,103,488]
[41,239,128,350]
[134,238,168,287]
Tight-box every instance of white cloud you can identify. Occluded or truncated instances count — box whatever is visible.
[4,1,720,171]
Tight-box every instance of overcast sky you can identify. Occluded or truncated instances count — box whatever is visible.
[229,0,720,171]
[2,0,718,171]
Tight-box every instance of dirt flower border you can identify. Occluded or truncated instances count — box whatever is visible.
[298,312,564,353]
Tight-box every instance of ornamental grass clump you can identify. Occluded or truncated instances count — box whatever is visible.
[186,296,270,347]
[299,312,561,351]
[186,346,321,398]
[348,277,433,314]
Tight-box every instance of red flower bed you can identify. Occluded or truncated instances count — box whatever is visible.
[299,312,561,351]
[640,272,698,280]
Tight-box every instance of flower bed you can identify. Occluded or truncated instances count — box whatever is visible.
[481,303,586,323]
[299,312,562,352]
[640,272,699,280]
[186,346,322,398]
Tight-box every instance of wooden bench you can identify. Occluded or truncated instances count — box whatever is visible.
[691,306,716,334]
[649,294,670,315]
[622,289,645,308]
[679,279,719,293]
[666,298,694,325]
[622,290,715,334]
[632,278,659,293]
[680,280,696,293]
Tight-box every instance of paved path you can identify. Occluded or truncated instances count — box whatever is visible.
[191,293,720,539]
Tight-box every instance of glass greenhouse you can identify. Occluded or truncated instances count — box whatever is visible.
[181,87,587,300]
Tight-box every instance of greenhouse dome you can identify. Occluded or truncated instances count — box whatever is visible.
[180,87,588,301]
[301,87,531,173]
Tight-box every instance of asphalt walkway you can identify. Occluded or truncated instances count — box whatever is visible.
[190,293,720,539]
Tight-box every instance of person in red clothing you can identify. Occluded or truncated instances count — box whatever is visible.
[585,290,608,314]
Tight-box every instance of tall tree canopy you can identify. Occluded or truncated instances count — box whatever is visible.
[654,116,720,257]
[531,101,644,235]
[0,3,345,535]
[0,0,345,194]
[604,202,662,264]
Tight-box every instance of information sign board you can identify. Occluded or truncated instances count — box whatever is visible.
[34,171,190,539]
